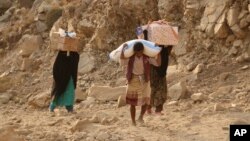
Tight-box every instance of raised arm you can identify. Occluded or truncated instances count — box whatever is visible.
[148,52,161,67]
[120,43,128,59]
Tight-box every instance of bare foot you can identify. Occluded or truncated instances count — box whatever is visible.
[137,116,144,124]
[132,121,136,126]
[147,109,152,115]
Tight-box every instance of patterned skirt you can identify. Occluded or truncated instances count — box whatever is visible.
[126,75,151,106]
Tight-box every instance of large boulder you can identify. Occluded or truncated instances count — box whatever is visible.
[168,82,188,100]
[226,4,240,27]
[18,35,43,57]
[230,24,246,38]
[77,19,95,38]
[28,91,50,108]
[37,3,62,29]
[80,97,96,107]
[0,11,11,22]
[78,53,95,74]
[200,0,230,36]
[75,88,87,102]
[214,13,229,38]
[88,86,126,101]
[167,65,181,83]
[209,86,233,100]
[0,92,12,104]
[70,119,91,132]
[191,93,207,102]
[213,103,226,111]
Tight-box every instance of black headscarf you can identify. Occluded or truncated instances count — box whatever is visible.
[51,51,79,98]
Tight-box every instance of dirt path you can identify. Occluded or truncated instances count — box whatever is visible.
[2,98,250,141]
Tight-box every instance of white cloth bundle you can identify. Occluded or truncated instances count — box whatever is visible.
[58,28,76,38]
[109,39,162,62]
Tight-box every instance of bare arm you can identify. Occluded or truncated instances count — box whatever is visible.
[149,53,161,67]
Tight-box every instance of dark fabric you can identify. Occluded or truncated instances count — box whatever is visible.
[143,55,151,82]
[126,56,134,82]
[65,105,73,112]
[51,51,79,98]
[150,67,167,107]
[148,45,172,112]
[155,104,163,112]
[155,45,173,77]
[126,55,150,83]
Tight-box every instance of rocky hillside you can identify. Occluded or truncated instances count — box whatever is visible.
[0,0,250,141]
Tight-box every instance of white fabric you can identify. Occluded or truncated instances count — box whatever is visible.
[109,39,162,62]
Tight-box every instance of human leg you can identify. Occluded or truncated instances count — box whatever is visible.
[138,104,147,122]
[147,104,152,114]
[130,105,136,125]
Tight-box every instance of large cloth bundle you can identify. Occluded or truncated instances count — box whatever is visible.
[109,39,162,62]
[142,22,178,45]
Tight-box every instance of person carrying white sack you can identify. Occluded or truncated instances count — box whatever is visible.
[120,42,161,126]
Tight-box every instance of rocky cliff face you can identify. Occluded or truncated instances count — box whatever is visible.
[0,0,250,100]
[1,0,250,54]
[0,0,250,86]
